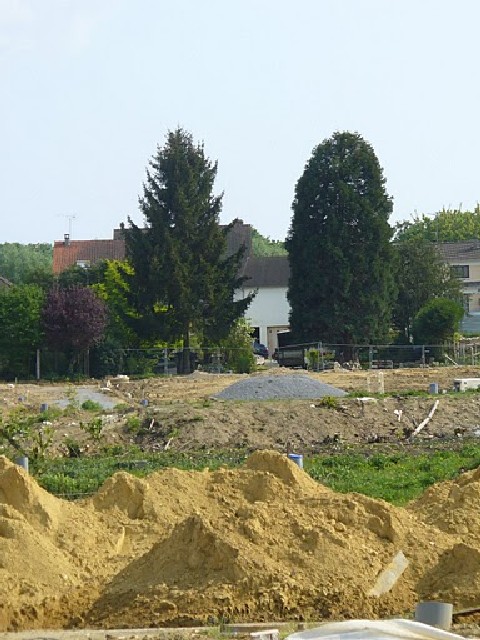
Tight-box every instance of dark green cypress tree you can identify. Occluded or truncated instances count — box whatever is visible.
[286,131,395,346]
[120,129,253,370]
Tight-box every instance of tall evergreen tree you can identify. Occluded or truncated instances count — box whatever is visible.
[286,131,395,346]
[120,128,253,371]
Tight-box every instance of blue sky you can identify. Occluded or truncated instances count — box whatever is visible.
[1,0,479,243]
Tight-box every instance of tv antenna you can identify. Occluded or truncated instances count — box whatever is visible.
[58,214,76,238]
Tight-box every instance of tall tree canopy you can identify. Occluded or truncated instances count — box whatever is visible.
[0,243,52,285]
[0,284,44,378]
[392,236,461,341]
[120,129,253,367]
[286,131,395,345]
[42,286,108,371]
[394,205,480,243]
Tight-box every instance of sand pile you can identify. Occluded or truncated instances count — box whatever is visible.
[406,467,480,608]
[0,451,477,631]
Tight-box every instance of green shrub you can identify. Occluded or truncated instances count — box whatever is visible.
[220,319,256,374]
[125,415,141,433]
[80,417,104,440]
[317,395,339,409]
[81,399,103,412]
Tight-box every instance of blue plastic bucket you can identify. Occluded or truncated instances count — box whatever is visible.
[288,453,304,469]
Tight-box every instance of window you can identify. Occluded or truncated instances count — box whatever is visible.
[76,260,91,269]
[463,294,471,313]
[451,264,469,278]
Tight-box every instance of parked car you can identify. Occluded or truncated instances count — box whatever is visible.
[253,341,269,359]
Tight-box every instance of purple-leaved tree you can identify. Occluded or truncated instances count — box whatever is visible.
[42,286,108,373]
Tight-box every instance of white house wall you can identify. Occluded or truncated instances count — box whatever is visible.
[236,287,290,351]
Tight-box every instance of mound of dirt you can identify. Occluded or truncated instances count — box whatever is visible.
[215,374,347,400]
[0,450,477,631]
[407,466,480,541]
[417,543,480,609]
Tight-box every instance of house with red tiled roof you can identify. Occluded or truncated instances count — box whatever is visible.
[52,221,291,352]
[53,222,253,275]
[52,233,125,275]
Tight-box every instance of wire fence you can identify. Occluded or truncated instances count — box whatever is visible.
[11,345,257,380]
[3,341,480,381]
[274,341,480,371]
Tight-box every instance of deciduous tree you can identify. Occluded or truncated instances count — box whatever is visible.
[0,243,52,285]
[392,236,461,341]
[412,298,464,345]
[394,205,480,243]
[42,286,108,372]
[0,284,44,378]
[286,131,395,346]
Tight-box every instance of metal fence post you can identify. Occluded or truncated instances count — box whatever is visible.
[163,347,168,375]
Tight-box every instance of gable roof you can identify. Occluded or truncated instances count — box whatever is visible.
[437,240,480,262]
[53,220,253,275]
[52,220,289,288]
[53,239,125,274]
[241,255,290,288]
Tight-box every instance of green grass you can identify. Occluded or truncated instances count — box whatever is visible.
[29,449,249,498]
[305,446,480,505]
[24,443,480,504]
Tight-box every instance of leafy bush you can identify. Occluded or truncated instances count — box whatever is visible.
[81,399,103,412]
[125,415,142,433]
[317,395,339,409]
[220,319,255,374]
[413,298,465,344]
[80,417,104,440]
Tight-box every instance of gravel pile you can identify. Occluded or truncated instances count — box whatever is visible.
[214,373,347,401]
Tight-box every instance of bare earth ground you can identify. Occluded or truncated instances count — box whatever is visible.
[3,367,480,637]
[2,366,480,454]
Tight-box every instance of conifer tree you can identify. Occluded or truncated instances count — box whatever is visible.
[121,129,253,371]
[286,132,395,346]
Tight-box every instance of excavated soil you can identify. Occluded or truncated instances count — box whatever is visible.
[3,367,480,632]
[2,449,480,631]
[3,366,480,455]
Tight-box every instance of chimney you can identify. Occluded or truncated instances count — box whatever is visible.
[64,233,70,246]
